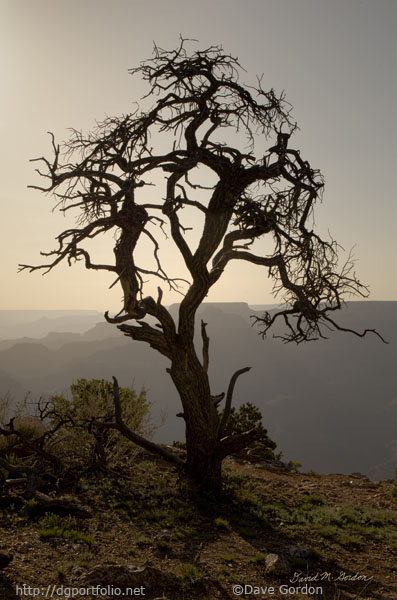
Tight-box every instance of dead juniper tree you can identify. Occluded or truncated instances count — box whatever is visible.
[20,40,383,492]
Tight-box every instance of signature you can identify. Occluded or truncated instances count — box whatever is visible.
[290,570,373,584]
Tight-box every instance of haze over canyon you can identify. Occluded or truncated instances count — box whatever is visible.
[0,301,395,481]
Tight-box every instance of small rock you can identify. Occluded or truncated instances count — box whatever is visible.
[264,553,289,575]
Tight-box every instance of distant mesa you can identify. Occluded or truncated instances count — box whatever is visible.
[0,310,102,340]
[0,302,395,480]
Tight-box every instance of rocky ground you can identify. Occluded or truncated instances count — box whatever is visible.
[0,455,396,600]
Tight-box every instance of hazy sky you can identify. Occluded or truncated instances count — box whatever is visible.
[1,0,396,310]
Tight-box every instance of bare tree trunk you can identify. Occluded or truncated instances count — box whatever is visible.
[114,304,255,492]
[167,343,223,492]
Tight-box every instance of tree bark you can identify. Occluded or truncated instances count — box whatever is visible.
[166,340,224,491]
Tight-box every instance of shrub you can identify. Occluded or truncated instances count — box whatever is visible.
[308,469,320,477]
[173,403,278,462]
[287,460,302,473]
[172,440,186,450]
[218,402,278,461]
[1,380,154,491]
[47,378,153,470]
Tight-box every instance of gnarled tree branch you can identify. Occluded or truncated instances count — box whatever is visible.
[95,377,183,467]
[218,367,251,440]
[22,39,385,491]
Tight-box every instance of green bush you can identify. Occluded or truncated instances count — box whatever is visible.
[48,378,153,469]
[218,402,278,461]
[173,403,278,461]
[1,380,153,488]
[288,460,302,473]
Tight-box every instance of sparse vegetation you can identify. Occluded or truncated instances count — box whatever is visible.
[251,552,267,564]
[300,494,326,508]
[1,379,396,599]
[219,553,235,563]
[155,539,173,553]
[0,452,396,598]
[222,469,397,550]
[178,563,207,590]
[214,517,231,530]
[308,469,320,477]
[135,536,153,548]
[24,499,42,520]
[218,565,232,578]
[38,513,94,547]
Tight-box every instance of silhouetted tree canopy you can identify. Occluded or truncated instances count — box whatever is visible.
[20,39,384,491]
